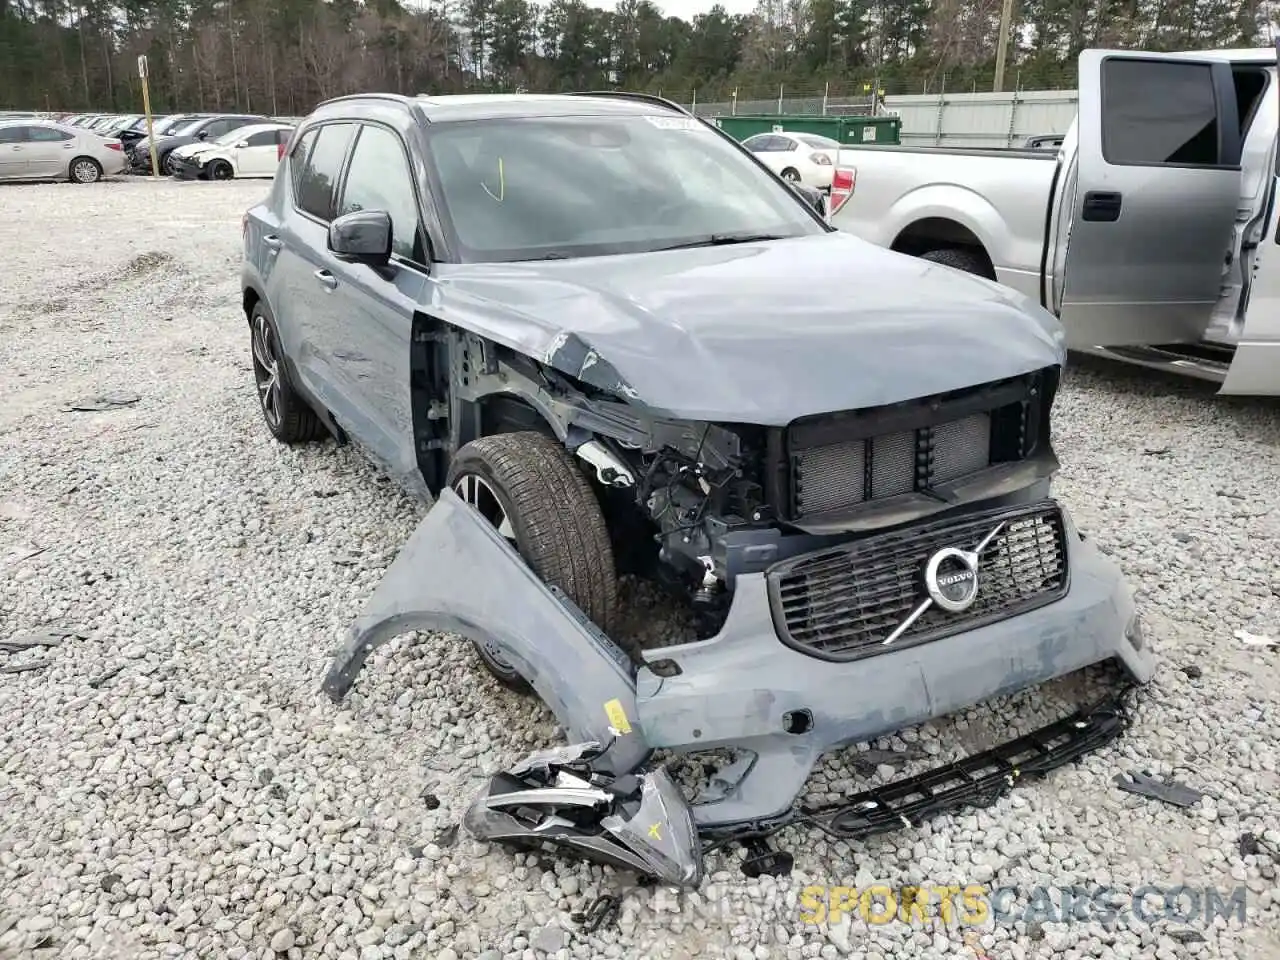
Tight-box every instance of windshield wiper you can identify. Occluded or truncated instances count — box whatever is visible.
[652,233,790,252]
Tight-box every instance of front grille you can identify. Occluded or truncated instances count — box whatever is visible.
[766,500,1070,661]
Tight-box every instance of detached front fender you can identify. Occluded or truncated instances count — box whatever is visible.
[321,488,652,776]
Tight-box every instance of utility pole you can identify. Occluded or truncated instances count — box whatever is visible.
[993,0,1016,92]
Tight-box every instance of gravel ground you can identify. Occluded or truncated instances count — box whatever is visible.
[2,178,1279,960]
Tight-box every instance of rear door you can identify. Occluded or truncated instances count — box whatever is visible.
[236,128,281,176]
[1059,50,1243,347]
[24,124,76,177]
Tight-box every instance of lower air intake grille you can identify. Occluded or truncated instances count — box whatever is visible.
[766,501,1070,661]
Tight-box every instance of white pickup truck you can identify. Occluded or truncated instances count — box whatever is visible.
[829,46,1280,395]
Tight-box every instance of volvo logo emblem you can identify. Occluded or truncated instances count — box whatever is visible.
[924,547,981,612]
[881,520,1007,646]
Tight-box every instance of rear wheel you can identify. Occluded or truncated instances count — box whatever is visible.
[444,432,620,694]
[918,247,993,279]
[249,303,326,444]
[69,157,102,184]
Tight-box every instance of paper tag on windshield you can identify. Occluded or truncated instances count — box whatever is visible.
[644,115,705,132]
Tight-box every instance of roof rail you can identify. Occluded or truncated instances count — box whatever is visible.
[565,91,692,116]
[314,92,412,110]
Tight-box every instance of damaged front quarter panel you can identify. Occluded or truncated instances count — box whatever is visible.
[321,488,653,777]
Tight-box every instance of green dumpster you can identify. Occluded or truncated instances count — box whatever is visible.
[710,114,901,146]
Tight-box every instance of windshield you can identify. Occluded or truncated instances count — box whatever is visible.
[170,118,206,137]
[797,134,839,149]
[210,127,253,146]
[424,114,826,262]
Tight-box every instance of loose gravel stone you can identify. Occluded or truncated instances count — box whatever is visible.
[0,179,1278,960]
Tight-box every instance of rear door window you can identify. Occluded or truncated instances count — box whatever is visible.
[28,126,73,142]
[1100,59,1226,166]
[296,123,356,221]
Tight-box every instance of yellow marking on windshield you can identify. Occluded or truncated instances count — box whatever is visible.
[482,156,505,202]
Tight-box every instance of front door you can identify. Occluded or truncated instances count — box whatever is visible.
[322,120,430,483]
[0,125,30,179]
[1059,50,1244,348]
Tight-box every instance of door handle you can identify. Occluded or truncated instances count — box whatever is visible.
[313,269,338,289]
[262,235,282,249]
[1081,190,1122,222]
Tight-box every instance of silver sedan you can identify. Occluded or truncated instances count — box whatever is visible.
[0,118,130,183]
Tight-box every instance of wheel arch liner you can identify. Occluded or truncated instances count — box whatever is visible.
[320,487,653,776]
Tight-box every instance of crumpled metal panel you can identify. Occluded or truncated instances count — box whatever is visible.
[321,489,652,777]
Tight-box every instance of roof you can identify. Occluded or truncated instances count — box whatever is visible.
[312,91,688,125]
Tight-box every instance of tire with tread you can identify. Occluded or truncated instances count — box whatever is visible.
[781,167,801,182]
[446,431,620,692]
[209,160,233,180]
[918,247,992,279]
[249,303,327,444]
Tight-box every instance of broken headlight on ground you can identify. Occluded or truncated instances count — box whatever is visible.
[462,740,703,889]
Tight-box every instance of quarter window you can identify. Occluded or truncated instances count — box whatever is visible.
[1100,59,1222,166]
[288,128,318,204]
[337,124,423,261]
[297,123,355,221]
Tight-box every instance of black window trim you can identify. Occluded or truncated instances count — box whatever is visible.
[289,120,358,225]
[1097,54,1243,172]
[332,119,432,272]
[1235,65,1271,145]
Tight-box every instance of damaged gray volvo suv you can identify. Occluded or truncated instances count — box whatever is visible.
[241,91,1154,841]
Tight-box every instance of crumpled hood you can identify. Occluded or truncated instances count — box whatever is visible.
[432,231,1066,424]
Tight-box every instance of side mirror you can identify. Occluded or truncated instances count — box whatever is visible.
[789,181,826,217]
[197,131,208,140]
[329,209,392,265]
[234,141,249,149]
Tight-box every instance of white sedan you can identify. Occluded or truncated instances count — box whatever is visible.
[741,131,841,189]
[0,118,128,183]
[168,122,295,180]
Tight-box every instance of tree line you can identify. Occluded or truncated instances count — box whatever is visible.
[0,0,1271,115]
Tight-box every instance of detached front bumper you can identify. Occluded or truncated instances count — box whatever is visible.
[632,506,1151,828]
[170,155,206,180]
[323,490,1153,831]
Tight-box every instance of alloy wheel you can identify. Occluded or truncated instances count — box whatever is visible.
[451,473,520,672]
[72,160,100,183]
[250,313,282,431]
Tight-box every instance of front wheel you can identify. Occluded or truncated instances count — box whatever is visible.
[209,160,233,180]
[781,167,801,183]
[161,151,180,176]
[444,432,620,694]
